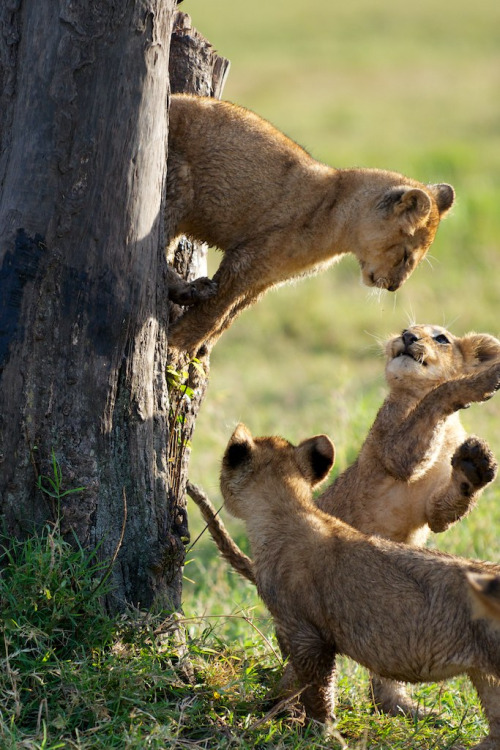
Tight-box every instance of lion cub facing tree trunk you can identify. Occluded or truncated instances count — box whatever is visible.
[166,95,454,355]
[220,423,500,750]
[188,324,500,716]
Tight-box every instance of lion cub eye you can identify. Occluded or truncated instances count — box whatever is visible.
[434,334,450,345]
[403,250,410,265]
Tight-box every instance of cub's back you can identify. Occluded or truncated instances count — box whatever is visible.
[169,94,313,169]
[167,95,330,246]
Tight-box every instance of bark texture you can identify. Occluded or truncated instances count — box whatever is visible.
[0,3,227,612]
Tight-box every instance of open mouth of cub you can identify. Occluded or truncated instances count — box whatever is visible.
[394,351,427,366]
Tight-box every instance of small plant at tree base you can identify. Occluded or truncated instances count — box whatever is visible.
[36,449,85,501]
[167,357,206,499]
[34,448,86,522]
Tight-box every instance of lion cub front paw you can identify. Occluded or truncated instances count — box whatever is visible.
[168,276,218,306]
[451,437,498,497]
[473,361,500,403]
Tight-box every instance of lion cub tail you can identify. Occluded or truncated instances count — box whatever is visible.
[187,481,256,584]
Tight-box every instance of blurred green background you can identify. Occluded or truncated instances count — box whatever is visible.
[182,0,500,611]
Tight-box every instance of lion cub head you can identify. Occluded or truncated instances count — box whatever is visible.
[220,423,335,520]
[351,173,454,292]
[385,324,500,393]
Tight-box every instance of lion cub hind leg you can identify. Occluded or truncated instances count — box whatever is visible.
[369,675,436,720]
[468,671,500,750]
[283,621,338,726]
[428,437,498,533]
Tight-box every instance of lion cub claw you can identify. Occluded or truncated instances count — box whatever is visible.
[168,270,218,307]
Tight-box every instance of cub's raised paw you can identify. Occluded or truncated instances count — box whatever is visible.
[451,437,498,495]
[473,361,500,403]
[168,276,217,306]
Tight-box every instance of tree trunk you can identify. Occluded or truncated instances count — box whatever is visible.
[0,3,227,613]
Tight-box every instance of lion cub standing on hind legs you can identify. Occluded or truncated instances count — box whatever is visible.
[188,323,500,717]
[219,422,500,750]
[165,94,454,355]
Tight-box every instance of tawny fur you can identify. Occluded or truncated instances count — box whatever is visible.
[317,324,500,546]
[188,324,500,715]
[219,423,500,749]
[166,94,454,354]
[468,572,500,624]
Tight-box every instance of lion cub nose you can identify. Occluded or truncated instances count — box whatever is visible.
[402,331,419,349]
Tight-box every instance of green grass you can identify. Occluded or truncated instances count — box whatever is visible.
[0,524,491,749]
[3,0,500,746]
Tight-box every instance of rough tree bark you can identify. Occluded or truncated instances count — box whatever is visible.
[0,3,227,613]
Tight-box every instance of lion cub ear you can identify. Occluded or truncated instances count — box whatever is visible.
[296,435,335,486]
[224,423,255,469]
[466,571,500,623]
[380,186,432,234]
[460,333,500,368]
[427,183,455,216]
